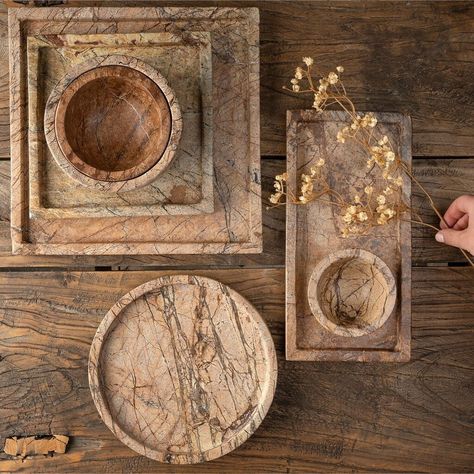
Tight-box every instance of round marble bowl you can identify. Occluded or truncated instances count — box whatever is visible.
[307,249,396,337]
[45,55,182,192]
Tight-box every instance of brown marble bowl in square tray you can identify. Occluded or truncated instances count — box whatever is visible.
[44,55,182,192]
[88,275,277,464]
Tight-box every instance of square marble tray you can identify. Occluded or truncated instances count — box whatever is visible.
[10,7,261,255]
[27,31,214,219]
[286,111,411,362]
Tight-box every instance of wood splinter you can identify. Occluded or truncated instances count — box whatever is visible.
[3,435,69,458]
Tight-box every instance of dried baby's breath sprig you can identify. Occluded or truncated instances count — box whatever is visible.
[273,56,473,265]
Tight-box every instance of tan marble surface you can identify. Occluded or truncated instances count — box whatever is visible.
[10,8,261,254]
[28,32,212,217]
[286,111,411,362]
[307,249,397,338]
[89,275,277,464]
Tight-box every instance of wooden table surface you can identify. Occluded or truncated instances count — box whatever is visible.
[0,1,473,472]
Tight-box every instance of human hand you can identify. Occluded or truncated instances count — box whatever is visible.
[435,195,474,256]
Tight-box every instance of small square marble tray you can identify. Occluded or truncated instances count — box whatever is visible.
[286,110,411,362]
[27,32,214,218]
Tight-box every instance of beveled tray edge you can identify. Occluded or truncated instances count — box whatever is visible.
[88,274,277,464]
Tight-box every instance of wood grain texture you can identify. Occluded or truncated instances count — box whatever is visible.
[3,1,474,156]
[0,268,473,472]
[412,158,474,265]
[0,158,472,268]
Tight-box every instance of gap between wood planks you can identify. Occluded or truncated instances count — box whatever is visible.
[0,155,471,271]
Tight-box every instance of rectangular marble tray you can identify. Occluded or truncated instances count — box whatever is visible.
[9,7,262,255]
[27,31,214,219]
[286,111,411,362]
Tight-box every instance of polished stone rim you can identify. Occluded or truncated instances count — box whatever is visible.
[44,55,182,192]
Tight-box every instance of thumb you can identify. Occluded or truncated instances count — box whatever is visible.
[435,228,467,250]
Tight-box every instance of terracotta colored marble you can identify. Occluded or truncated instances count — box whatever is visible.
[307,249,397,338]
[29,33,213,217]
[54,64,173,184]
[89,275,277,464]
[286,111,411,362]
[45,55,180,191]
[9,8,262,254]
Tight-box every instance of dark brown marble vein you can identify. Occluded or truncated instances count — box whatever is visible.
[45,55,182,191]
[88,275,277,464]
[307,249,396,338]
[59,65,172,181]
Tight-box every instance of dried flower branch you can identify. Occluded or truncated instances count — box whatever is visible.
[271,57,473,266]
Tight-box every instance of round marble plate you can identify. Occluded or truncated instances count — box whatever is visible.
[88,275,277,464]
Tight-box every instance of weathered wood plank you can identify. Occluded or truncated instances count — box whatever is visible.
[2,1,474,156]
[259,0,474,156]
[0,267,473,472]
[0,158,472,268]
[412,158,474,265]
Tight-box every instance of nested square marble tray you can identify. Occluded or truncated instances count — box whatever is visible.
[286,111,411,362]
[9,7,261,255]
[28,31,213,219]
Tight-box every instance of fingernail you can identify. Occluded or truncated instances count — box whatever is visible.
[435,232,444,243]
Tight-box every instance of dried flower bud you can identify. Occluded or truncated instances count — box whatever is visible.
[270,192,282,204]
[347,205,357,215]
[303,57,314,66]
[337,131,346,143]
[328,72,339,84]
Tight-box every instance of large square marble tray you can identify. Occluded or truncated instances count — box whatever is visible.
[9,7,261,255]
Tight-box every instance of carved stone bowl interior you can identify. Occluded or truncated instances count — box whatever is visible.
[55,65,172,182]
[307,249,397,337]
